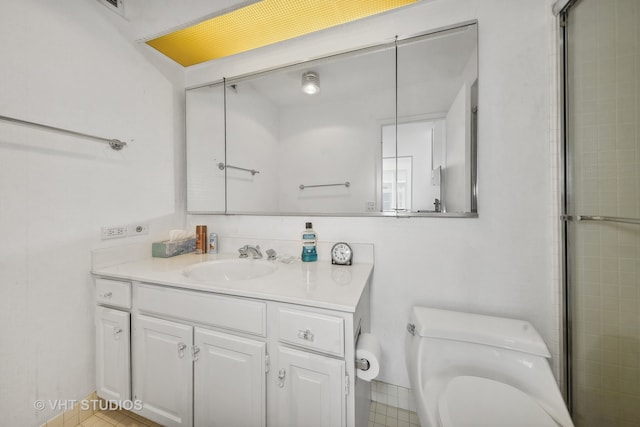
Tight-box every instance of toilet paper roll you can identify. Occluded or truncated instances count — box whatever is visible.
[356,333,381,382]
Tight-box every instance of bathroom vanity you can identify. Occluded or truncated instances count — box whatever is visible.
[92,243,373,427]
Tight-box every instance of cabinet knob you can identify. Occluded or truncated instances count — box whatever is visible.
[297,329,314,342]
[278,369,286,388]
[177,342,187,358]
[101,292,113,299]
[192,345,200,362]
[112,327,123,338]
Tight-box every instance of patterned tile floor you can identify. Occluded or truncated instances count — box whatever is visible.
[74,409,162,427]
[42,393,418,427]
[74,402,419,427]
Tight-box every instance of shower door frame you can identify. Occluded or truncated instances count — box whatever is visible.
[559,0,640,418]
[558,0,580,415]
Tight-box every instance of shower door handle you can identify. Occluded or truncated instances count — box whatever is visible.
[576,215,640,226]
[563,215,640,226]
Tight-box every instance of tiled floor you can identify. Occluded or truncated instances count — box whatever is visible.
[78,403,418,427]
[74,409,162,427]
[371,380,417,412]
[77,404,418,427]
[44,384,418,427]
[369,401,421,427]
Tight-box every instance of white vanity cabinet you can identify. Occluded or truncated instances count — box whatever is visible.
[270,303,368,427]
[95,278,131,403]
[133,315,267,427]
[274,346,346,427]
[95,307,131,402]
[132,283,268,427]
[194,328,266,427]
[92,253,372,427]
[133,314,193,426]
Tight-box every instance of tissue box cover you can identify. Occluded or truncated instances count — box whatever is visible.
[152,238,196,258]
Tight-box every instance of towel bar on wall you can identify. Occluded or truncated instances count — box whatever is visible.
[299,182,350,190]
[217,162,260,176]
[0,114,127,150]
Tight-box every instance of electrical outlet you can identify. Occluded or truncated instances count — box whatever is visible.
[127,223,149,236]
[366,201,376,212]
[101,226,127,240]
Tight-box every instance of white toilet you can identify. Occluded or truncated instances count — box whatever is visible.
[405,306,574,427]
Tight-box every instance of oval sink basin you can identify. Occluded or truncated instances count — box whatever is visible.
[184,259,276,282]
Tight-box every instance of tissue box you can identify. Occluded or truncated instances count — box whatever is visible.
[152,237,196,258]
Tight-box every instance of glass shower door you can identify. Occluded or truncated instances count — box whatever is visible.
[563,0,640,425]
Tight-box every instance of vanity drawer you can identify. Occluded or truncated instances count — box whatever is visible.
[278,308,344,357]
[137,284,266,337]
[95,278,131,309]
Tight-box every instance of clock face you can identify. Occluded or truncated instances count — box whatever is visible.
[331,242,353,265]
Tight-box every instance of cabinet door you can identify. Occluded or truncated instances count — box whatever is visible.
[133,315,193,427]
[194,328,266,427]
[95,307,130,402]
[275,346,346,427]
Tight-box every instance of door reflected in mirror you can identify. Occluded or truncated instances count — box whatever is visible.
[381,119,446,213]
[186,22,478,217]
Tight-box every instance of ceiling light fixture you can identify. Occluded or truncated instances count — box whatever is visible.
[301,71,320,95]
[145,0,418,67]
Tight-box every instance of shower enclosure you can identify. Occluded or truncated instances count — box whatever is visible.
[560,0,640,425]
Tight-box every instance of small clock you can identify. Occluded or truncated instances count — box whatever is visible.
[331,242,353,265]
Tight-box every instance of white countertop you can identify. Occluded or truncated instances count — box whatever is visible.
[92,252,373,312]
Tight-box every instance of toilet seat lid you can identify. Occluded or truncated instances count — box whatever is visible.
[437,376,558,427]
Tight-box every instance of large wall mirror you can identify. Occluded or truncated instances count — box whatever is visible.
[187,22,478,217]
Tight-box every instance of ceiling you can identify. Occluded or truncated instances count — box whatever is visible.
[98,0,419,67]
[112,0,259,41]
[145,0,418,66]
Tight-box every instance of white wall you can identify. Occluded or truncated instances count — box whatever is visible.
[0,1,184,425]
[186,0,558,389]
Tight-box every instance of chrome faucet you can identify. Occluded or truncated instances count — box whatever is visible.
[265,248,277,260]
[238,245,263,259]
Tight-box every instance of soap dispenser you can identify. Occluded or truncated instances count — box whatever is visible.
[301,222,318,262]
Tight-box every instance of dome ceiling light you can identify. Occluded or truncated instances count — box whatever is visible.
[301,71,320,95]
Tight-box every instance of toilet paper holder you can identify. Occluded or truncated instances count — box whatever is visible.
[355,358,370,371]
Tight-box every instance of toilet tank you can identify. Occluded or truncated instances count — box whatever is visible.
[409,307,550,358]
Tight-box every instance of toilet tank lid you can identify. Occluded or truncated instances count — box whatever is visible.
[410,307,551,357]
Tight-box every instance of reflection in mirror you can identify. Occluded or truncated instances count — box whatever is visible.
[227,47,395,214]
[397,26,478,214]
[186,22,478,217]
[225,45,396,215]
[186,84,225,213]
[381,119,446,213]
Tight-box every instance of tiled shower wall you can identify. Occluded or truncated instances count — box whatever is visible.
[568,0,640,425]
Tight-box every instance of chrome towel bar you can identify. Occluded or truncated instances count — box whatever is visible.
[299,181,350,190]
[217,162,260,176]
[0,113,127,150]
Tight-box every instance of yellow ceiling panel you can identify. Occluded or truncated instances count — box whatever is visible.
[146,0,417,67]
